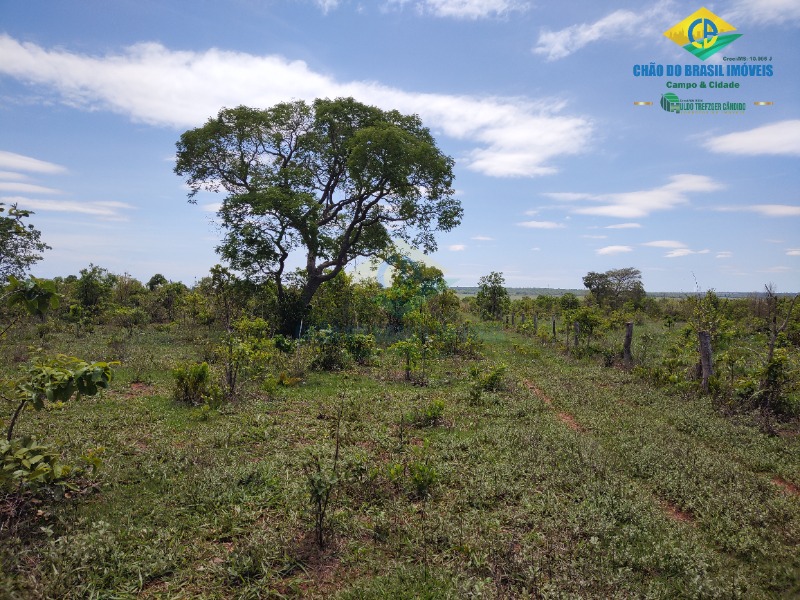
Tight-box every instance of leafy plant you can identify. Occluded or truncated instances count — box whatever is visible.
[302,403,343,548]
[469,362,507,392]
[0,436,71,492]
[345,333,376,365]
[172,361,219,406]
[4,354,115,441]
[407,398,445,428]
[309,329,351,372]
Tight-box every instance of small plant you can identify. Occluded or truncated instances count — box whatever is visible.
[394,438,439,500]
[302,402,343,548]
[0,436,71,493]
[4,354,115,441]
[273,334,295,353]
[172,361,219,406]
[391,337,423,381]
[408,459,438,500]
[469,362,507,392]
[408,398,445,427]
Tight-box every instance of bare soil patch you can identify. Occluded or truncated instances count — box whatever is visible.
[771,477,800,497]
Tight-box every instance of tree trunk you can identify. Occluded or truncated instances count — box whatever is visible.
[573,322,580,349]
[623,321,634,367]
[551,316,556,340]
[698,330,713,393]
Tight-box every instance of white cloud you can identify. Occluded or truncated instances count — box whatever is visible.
[596,245,632,255]
[314,0,341,13]
[201,202,222,213]
[558,174,722,219]
[704,121,800,156]
[605,223,641,229]
[716,204,800,217]
[541,192,593,201]
[448,244,467,251]
[0,182,62,195]
[0,34,593,179]
[787,249,800,256]
[7,196,135,220]
[728,0,800,25]
[0,150,67,174]
[643,240,686,248]
[0,171,29,181]
[471,235,493,241]
[388,0,528,19]
[581,234,607,239]
[533,2,676,61]
[665,248,709,258]
[717,251,733,259]
[517,220,565,229]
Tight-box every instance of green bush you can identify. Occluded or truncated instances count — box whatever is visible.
[469,362,507,392]
[407,398,445,427]
[345,333,376,365]
[408,460,438,499]
[1,436,71,493]
[309,329,351,371]
[172,361,219,406]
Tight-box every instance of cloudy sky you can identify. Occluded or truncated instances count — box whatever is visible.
[1,0,798,292]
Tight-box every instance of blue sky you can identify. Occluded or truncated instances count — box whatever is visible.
[1,0,798,292]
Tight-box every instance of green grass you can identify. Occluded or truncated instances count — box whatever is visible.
[1,321,798,598]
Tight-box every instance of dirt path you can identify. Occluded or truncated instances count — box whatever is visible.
[524,380,583,432]
[524,378,699,525]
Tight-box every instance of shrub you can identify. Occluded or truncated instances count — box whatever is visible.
[273,333,295,354]
[1,436,71,493]
[309,329,356,371]
[1,437,103,501]
[345,333,376,365]
[172,361,219,406]
[470,363,507,392]
[408,398,445,427]
[408,460,438,499]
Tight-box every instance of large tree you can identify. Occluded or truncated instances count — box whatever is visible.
[476,271,509,320]
[175,97,462,334]
[0,203,50,282]
[582,267,645,310]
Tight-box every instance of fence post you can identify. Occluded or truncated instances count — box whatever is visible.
[623,321,634,367]
[698,330,713,393]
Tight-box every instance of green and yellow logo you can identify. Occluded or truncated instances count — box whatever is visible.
[664,7,741,61]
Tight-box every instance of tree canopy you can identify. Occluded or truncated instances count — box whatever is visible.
[476,271,509,320]
[175,97,462,334]
[582,267,645,310]
[0,203,50,282]
[382,255,447,331]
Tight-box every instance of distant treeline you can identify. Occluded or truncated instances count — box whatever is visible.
[451,287,791,300]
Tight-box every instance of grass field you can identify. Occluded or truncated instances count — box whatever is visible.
[1,322,799,598]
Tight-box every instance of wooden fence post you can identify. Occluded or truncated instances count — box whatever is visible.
[623,322,634,367]
[698,330,713,393]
